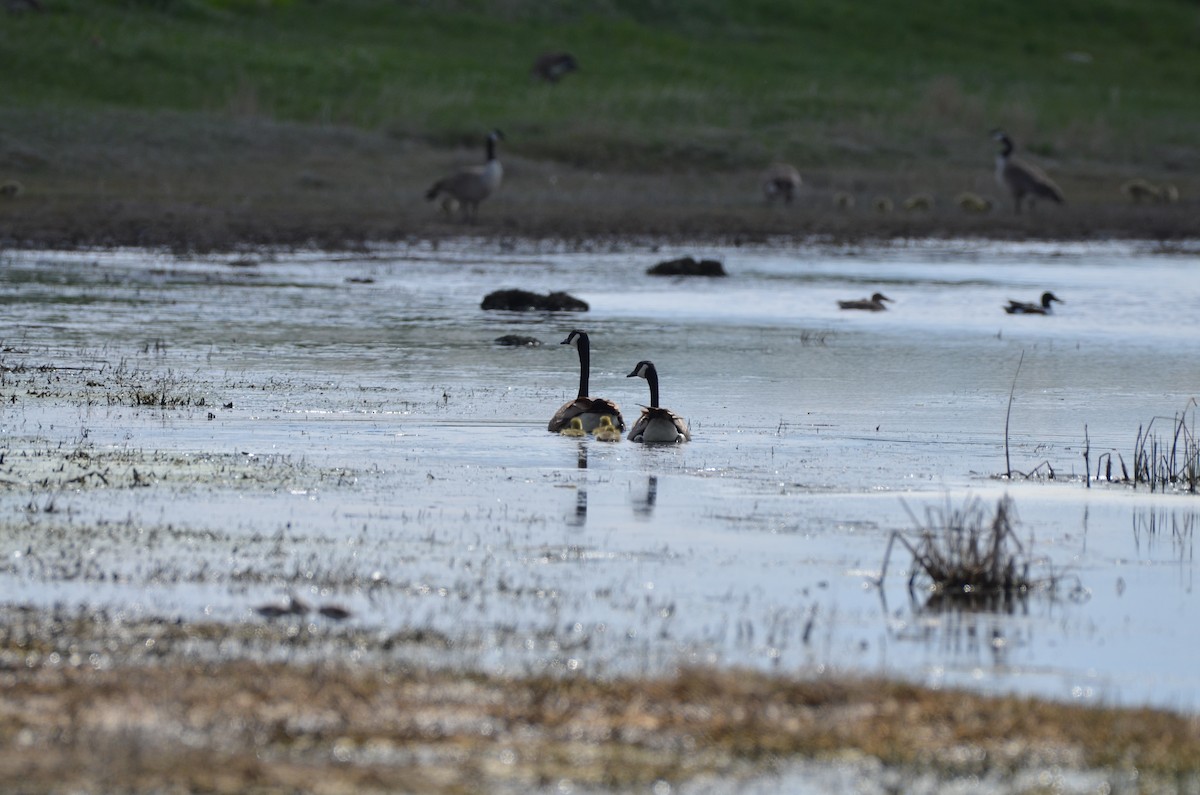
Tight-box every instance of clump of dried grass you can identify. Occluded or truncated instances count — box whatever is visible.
[881,495,1063,610]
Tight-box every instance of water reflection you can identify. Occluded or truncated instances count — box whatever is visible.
[568,442,588,527]
[633,475,658,519]
[1132,510,1196,561]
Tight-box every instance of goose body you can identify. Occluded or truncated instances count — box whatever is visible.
[548,330,625,433]
[992,131,1065,214]
[838,292,892,311]
[531,52,579,83]
[425,129,504,221]
[1005,291,1063,315]
[761,162,802,204]
[626,360,690,444]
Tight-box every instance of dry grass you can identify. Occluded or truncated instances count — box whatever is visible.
[2,608,1199,793]
[882,496,1064,611]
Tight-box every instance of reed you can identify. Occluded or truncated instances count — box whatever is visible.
[1086,401,1199,493]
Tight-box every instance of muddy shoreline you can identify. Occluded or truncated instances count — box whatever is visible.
[3,192,1198,254]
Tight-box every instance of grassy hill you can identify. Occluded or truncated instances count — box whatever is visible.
[2,0,1198,246]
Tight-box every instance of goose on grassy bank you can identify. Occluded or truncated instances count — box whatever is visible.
[992,130,1065,214]
[425,129,504,221]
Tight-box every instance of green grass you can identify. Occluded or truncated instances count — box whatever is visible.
[3,0,1199,172]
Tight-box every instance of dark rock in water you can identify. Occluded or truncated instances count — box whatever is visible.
[647,256,727,277]
[494,335,542,347]
[481,289,589,312]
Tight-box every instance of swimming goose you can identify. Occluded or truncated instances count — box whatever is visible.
[992,130,1065,214]
[424,129,504,221]
[838,292,893,311]
[548,330,625,433]
[626,360,690,444]
[592,415,622,442]
[1004,291,1063,315]
[761,162,802,204]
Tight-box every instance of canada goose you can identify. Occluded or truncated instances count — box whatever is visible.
[872,196,893,213]
[559,417,587,437]
[992,130,1065,214]
[626,360,690,443]
[833,191,856,211]
[956,192,994,213]
[838,292,893,311]
[761,162,802,204]
[424,129,504,221]
[1004,291,1063,315]
[592,415,622,442]
[548,330,625,433]
[531,52,579,83]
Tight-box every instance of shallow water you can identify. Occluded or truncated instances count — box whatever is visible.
[2,238,1199,711]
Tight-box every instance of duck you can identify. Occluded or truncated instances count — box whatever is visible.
[548,330,625,433]
[559,417,587,437]
[592,415,622,442]
[992,130,1065,214]
[424,129,504,221]
[761,162,802,204]
[838,292,893,311]
[626,360,690,444]
[1004,291,1063,315]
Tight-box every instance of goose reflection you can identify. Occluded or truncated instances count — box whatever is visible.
[633,475,658,519]
[568,443,588,527]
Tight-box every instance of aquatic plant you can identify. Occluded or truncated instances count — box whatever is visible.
[1084,400,1199,494]
[880,495,1063,611]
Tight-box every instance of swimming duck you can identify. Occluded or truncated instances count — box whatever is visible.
[592,415,622,442]
[1004,291,1063,315]
[626,360,690,444]
[548,330,625,433]
[837,292,893,311]
[559,417,587,437]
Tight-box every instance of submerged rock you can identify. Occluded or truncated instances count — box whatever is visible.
[647,256,727,277]
[481,289,589,312]
[494,334,542,347]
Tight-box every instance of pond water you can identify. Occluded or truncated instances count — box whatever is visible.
[2,238,1198,711]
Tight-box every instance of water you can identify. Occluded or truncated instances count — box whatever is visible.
[2,238,1198,711]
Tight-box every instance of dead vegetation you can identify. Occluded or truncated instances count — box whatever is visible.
[880,496,1070,611]
[0,607,1198,794]
[1085,400,1200,494]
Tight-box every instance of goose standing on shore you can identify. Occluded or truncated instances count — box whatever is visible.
[761,162,802,204]
[425,129,504,221]
[1004,291,1063,315]
[992,130,1065,214]
[626,360,690,443]
[838,292,893,311]
[548,330,625,433]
